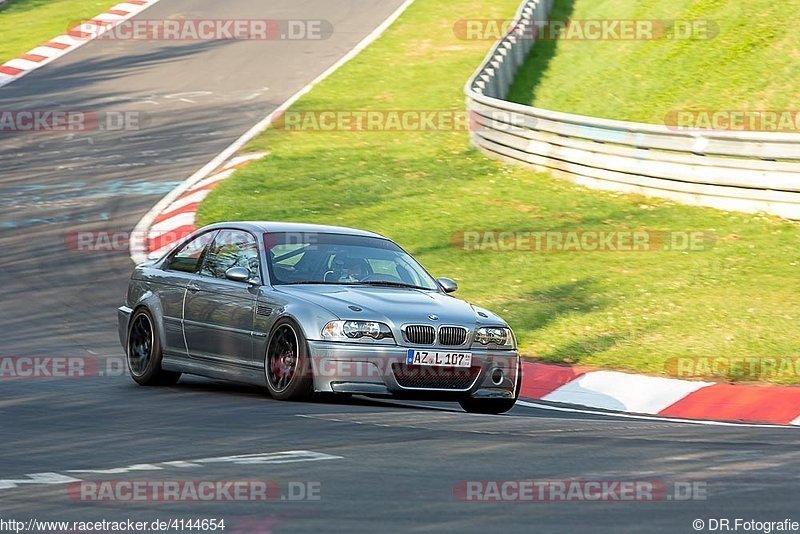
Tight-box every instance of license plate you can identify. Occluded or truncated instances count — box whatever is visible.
[406,349,472,368]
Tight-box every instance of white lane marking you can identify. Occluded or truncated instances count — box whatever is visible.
[541,371,713,414]
[516,400,799,429]
[0,450,342,492]
[0,473,81,490]
[160,461,202,468]
[164,91,214,102]
[67,463,163,475]
[129,0,418,264]
[224,153,267,169]
[195,451,343,465]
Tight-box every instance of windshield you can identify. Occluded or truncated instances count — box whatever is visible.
[263,232,439,290]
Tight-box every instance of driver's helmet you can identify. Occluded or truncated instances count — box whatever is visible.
[342,257,369,281]
[329,255,369,282]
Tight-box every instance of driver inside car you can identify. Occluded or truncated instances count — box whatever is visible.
[326,256,371,282]
[341,257,370,282]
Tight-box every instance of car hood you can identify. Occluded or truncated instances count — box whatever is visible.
[275,285,502,327]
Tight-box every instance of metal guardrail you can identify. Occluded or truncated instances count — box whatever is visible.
[465,0,800,219]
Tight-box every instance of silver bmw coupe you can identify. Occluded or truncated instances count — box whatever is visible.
[118,222,520,414]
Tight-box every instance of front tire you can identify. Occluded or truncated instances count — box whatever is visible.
[126,308,181,386]
[459,359,521,415]
[264,318,313,401]
[459,397,517,415]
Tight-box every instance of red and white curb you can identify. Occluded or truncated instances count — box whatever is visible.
[521,362,800,426]
[0,0,163,88]
[142,153,265,259]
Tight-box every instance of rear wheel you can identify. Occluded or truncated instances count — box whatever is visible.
[459,359,521,415]
[265,319,313,401]
[127,308,181,386]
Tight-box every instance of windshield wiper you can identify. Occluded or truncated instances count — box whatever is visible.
[282,281,343,285]
[353,281,431,290]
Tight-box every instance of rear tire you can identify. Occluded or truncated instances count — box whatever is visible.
[264,318,313,401]
[126,308,181,386]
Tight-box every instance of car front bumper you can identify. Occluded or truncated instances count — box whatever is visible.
[307,340,519,399]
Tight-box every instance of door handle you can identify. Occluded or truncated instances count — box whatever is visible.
[187,282,200,293]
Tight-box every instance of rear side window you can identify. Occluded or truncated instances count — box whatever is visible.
[200,230,260,279]
[167,231,216,273]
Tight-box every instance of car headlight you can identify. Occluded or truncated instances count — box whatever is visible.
[322,320,394,341]
[473,327,515,348]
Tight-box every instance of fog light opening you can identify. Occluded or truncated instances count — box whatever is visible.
[490,368,504,386]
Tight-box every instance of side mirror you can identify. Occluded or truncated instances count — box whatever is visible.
[437,277,458,294]
[225,266,256,284]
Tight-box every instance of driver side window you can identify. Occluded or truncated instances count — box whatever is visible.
[200,230,260,280]
[167,231,216,273]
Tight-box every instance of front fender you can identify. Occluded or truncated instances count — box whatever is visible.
[279,300,339,342]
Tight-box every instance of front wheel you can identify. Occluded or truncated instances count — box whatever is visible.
[127,308,181,386]
[459,397,517,415]
[459,360,521,415]
[264,319,313,401]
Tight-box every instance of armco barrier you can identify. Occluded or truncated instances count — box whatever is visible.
[465,0,800,219]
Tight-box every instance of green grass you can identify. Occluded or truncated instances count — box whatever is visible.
[0,0,120,64]
[507,0,800,123]
[198,0,800,383]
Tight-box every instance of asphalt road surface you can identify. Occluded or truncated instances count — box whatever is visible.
[1,1,799,533]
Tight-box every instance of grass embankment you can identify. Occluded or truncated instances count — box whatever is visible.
[0,0,119,64]
[507,0,800,123]
[198,0,800,383]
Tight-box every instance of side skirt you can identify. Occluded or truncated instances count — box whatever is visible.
[162,354,267,388]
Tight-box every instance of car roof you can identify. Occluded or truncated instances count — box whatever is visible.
[200,221,389,240]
